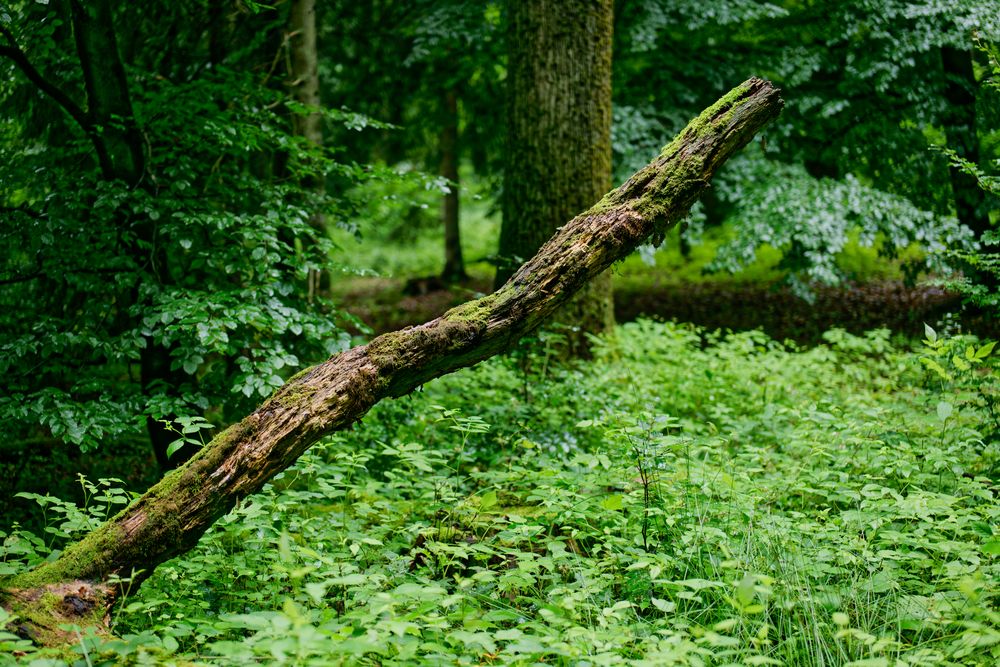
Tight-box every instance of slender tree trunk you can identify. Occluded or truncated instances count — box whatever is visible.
[289,0,327,298]
[290,0,322,150]
[942,46,990,238]
[208,0,230,69]
[2,79,783,647]
[441,88,467,283]
[71,0,186,469]
[70,0,144,187]
[496,0,615,355]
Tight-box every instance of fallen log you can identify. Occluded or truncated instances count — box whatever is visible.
[1,78,782,646]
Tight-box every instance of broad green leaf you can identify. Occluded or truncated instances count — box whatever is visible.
[479,490,498,509]
[304,582,327,603]
[166,439,185,459]
[651,597,676,612]
[601,494,624,511]
[736,573,756,606]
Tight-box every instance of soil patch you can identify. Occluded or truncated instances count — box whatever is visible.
[335,277,994,343]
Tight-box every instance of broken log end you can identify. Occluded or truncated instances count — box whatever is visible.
[1,580,115,649]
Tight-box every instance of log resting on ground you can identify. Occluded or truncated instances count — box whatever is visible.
[1,78,783,645]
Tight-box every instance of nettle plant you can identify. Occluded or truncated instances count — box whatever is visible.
[920,323,999,435]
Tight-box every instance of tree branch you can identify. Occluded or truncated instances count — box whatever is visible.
[0,28,91,134]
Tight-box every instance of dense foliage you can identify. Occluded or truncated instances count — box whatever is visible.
[3,321,998,665]
[614,0,998,289]
[0,1,375,471]
[2,0,998,468]
[2,0,999,664]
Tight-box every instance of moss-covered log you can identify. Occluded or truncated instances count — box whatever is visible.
[1,78,782,646]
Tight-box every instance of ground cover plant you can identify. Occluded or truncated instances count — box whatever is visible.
[2,320,997,665]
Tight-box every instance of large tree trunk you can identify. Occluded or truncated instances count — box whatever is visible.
[1,79,783,647]
[496,0,615,356]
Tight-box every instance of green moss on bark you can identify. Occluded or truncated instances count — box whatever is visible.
[442,286,515,326]
[284,365,317,385]
[8,522,127,590]
[585,81,758,246]
[263,381,318,410]
[660,80,753,155]
[365,330,409,367]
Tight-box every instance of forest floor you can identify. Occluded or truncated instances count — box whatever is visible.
[334,274,982,344]
[5,319,997,665]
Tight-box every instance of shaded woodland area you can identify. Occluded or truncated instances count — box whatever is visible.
[1,1,999,665]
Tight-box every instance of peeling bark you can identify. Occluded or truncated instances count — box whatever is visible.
[1,78,783,645]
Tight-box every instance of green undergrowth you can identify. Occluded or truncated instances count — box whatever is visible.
[611,225,925,292]
[3,321,999,665]
[328,164,500,281]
